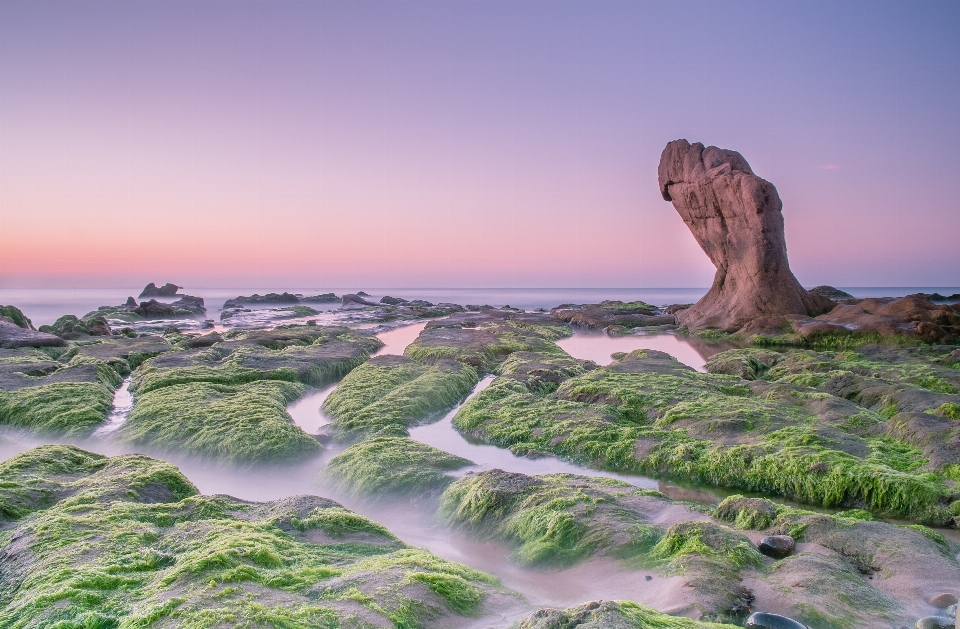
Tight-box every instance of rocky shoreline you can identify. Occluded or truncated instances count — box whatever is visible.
[1,143,957,627]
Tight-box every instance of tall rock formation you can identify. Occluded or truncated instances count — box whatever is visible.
[658,140,831,332]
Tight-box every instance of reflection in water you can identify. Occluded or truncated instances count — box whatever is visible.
[372,321,428,356]
[557,328,740,372]
[92,377,134,436]
[285,384,337,434]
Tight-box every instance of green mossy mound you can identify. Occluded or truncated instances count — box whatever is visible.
[0,337,173,437]
[0,305,33,329]
[120,380,319,465]
[118,325,383,463]
[516,600,738,629]
[0,446,505,628]
[38,314,111,338]
[453,349,958,523]
[404,311,570,371]
[135,325,382,393]
[321,437,473,496]
[439,470,672,568]
[323,355,479,440]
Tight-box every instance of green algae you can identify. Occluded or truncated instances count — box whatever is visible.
[650,521,761,571]
[516,600,739,629]
[323,356,478,440]
[321,437,473,496]
[0,446,504,629]
[453,350,957,522]
[0,381,115,437]
[119,380,318,465]
[439,470,665,567]
[0,305,33,329]
[404,315,570,372]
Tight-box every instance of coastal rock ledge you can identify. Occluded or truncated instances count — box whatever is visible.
[658,139,831,333]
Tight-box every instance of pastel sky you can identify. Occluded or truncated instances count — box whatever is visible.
[1,0,958,288]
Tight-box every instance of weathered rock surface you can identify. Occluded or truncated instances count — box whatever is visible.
[803,294,960,344]
[138,282,181,297]
[0,320,65,349]
[342,293,379,307]
[658,140,831,332]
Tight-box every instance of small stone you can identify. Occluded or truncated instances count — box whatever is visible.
[915,617,954,629]
[758,535,796,559]
[930,594,959,609]
[644,575,652,581]
[745,612,808,629]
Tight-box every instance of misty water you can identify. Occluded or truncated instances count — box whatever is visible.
[3,295,959,626]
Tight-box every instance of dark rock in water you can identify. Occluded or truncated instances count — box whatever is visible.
[930,593,959,609]
[299,293,339,303]
[925,293,960,303]
[341,294,378,307]
[134,299,176,318]
[0,319,66,348]
[169,295,206,317]
[124,296,138,309]
[0,305,34,330]
[222,292,300,309]
[915,617,954,629]
[139,282,181,297]
[758,535,796,559]
[380,296,409,305]
[407,299,436,308]
[658,140,833,332]
[746,612,808,629]
[809,285,855,300]
[356,291,370,297]
[85,316,112,336]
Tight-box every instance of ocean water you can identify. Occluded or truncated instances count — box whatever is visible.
[2,286,957,327]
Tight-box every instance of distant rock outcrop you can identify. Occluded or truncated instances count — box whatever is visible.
[658,139,832,332]
[139,282,181,298]
[809,285,854,300]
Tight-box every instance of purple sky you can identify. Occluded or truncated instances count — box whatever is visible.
[1,0,958,288]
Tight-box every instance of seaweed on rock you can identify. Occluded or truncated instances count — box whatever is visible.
[321,437,473,497]
[516,600,739,629]
[322,355,479,440]
[0,446,506,628]
[120,380,318,464]
[453,349,959,523]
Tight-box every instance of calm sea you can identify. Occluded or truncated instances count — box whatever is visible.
[1,286,957,327]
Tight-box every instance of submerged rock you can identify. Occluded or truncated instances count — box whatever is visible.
[138,281,181,297]
[658,140,832,333]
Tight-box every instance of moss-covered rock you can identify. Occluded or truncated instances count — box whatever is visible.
[0,305,33,330]
[453,349,958,523]
[516,600,739,629]
[439,470,674,568]
[134,324,381,392]
[120,380,318,464]
[404,310,571,372]
[0,445,508,628]
[38,314,112,338]
[323,355,479,439]
[321,437,473,496]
